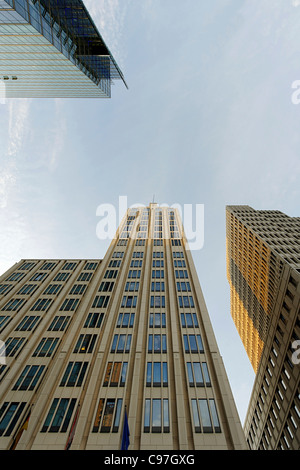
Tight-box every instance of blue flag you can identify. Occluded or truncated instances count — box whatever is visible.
[121,409,130,450]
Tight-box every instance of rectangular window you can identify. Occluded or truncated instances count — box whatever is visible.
[4,337,26,358]
[47,316,70,331]
[92,398,123,433]
[77,272,92,281]
[60,362,88,387]
[149,313,166,328]
[125,282,139,292]
[176,282,191,292]
[180,313,199,328]
[0,402,26,436]
[191,399,220,433]
[84,312,104,328]
[31,298,52,312]
[183,334,204,353]
[150,296,165,308]
[151,282,165,292]
[103,362,128,387]
[187,362,211,387]
[92,295,110,309]
[148,335,167,353]
[0,315,11,332]
[70,284,87,295]
[33,338,59,357]
[53,272,70,282]
[73,334,97,354]
[116,313,135,328]
[98,282,114,293]
[59,298,79,311]
[43,284,62,295]
[143,399,169,433]
[111,334,132,353]
[121,296,137,308]
[17,284,38,295]
[41,398,77,433]
[3,299,25,312]
[146,362,168,387]
[12,365,45,391]
[128,270,141,279]
[16,316,40,332]
[178,295,194,308]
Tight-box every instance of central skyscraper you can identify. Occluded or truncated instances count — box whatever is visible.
[0,204,246,450]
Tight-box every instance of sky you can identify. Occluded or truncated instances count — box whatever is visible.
[1,0,300,425]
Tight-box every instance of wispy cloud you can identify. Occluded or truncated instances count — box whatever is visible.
[0,99,31,208]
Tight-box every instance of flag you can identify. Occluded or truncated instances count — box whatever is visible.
[121,408,130,451]
[65,404,80,450]
[10,407,31,450]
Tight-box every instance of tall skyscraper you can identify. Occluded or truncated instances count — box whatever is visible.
[0,0,127,98]
[0,204,246,450]
[226,205,300,450]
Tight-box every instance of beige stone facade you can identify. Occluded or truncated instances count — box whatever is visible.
[0,204,246,450]
[226,205,300,450]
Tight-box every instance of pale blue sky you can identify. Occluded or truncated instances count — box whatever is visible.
[1,0,300,423]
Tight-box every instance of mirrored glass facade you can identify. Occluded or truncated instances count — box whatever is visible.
[0,0,127,97]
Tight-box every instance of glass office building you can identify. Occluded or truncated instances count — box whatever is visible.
[0,204,247,450]
[0,0,127,97]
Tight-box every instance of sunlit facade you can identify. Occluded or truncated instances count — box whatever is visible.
[226,205,300,450]
[0,0,127,98]
[0,204,247,450]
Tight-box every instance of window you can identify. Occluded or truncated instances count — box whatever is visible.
[53,272,70,282]
[12,365,45,391]
[59,298,79,311]
[47,316,70,331]
[180,313,199,328]
[152,260,164,267]
[116,313,135,328]
[150,296,165,308]
[151,282,165,292]
[152,270,164,279]
[30,272,47,282]
[16,316,40,332]
[70,284,87,295]
[33,338,59,357]
[98,282,114,293]
[130,260,142,268]
[125,282,139,292]
[83,312,104,328]
[153,252,163,258]
[85,262,98,270]
[92,296,109,309]
[0,284,13,295]
[4,337,26,358]
[149,313,166,328]
[62,262,77,270]
[43,284,62,295]
[187,362,211,387]
[183,334,204,353]
[6,272,25,282]
[73,334,97,353]
[144,399,169,433]
[60,362,88,387]
[176,282,191,292]
[17,284,38,295]
[41,398,77,433]
[0,316,11,332]
[77,272,92,282]
[175,270,188,279]
[148,334,167,353]
[146,362,168,387]
[0,402,26,436]
[31,298,52,312]
[92,398,123,433]
[103,362,128,387]
[191,399,221,433]
[178,295,195,308]
[128,270,141,279]
[104,270,118,279]
[40,262,56,270]
[111,334,132,353]
[174,260,186,267]
[3,298,25,312]
[121,296,137,308]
